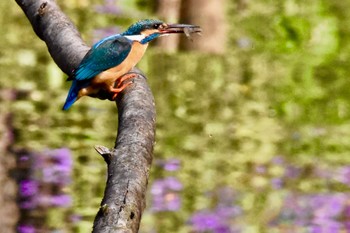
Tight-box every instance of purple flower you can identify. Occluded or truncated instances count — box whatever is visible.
[335,166,350,186]
[42,166,71,185]
[151,177,183,212]
[165,193,181,211]
[42,148,72,185]
[49,148,73,171]
[215,206,242,219]
[272,156,285,165]
[271,177,284,189]
[309,194,326,210]
[50,195,72,207]
[17,224,36,233]
[155,158,181,171]
[151,177,183,193]
[19,180,39,197]
[255,164,266,174]
[151,192,181,212]
[314,166,331,179]
[274,192,350,230]
[165,177,183,190]
[190,211,222,231]
[70,214,82,223]
[19,198,37,210]
[32,152,44,169]
[313,193,346,219]
[190,210,231,233]
[34,194,72,208]
[344,221,350,232]
[163,159,181,171]
[310,219,342,233]
[344,205,350,218]
[285,165,301,179]
[19,155,29,162]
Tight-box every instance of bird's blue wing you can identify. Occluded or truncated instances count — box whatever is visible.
[73,35,132,81]
[63,35,132,110]
[62,79,90,110]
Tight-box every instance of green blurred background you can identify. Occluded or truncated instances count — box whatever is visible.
[2,0,350,232]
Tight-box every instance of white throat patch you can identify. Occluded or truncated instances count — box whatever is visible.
[124,35,146,42]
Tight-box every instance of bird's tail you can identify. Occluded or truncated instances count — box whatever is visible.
[62,80,80,110]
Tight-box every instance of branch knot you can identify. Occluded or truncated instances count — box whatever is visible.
[38,2,48,17]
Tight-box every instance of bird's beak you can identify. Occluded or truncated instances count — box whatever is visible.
[159,24,202,35]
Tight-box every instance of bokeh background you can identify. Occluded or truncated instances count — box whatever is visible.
[1,0,350,232]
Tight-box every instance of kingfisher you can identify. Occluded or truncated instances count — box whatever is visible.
[62,19,201,110]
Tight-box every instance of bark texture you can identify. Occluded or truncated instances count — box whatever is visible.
[15,0,88,74]
[93,75,155,233]
[15,0,156,232]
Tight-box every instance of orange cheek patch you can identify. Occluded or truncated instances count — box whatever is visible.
[141,29,159,36]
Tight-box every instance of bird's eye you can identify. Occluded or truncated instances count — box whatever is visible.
[153,24,160,29]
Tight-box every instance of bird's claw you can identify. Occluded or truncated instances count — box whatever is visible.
[115,73,138,88]
[109,73,137,100]
[110,81,134,100]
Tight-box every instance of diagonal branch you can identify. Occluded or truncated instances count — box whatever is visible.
[15,0,89,74]
[15,1,156,232]
[93,75,155,233]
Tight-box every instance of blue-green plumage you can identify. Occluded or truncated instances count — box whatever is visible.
[62,19,201,110]
[62,79,90,110]
[63,36,132,110]
[121,19,163,36]
[73,36,132,81]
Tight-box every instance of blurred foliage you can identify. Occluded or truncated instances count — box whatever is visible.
[2,0,350,232]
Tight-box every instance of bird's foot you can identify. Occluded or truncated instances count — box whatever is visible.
[110,81,133,100]
[115,72,138,88]
[109,73,137,100]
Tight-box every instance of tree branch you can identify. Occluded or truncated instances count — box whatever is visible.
[15,0,89,74]
[93,75,155,233]
[15,1,156,232]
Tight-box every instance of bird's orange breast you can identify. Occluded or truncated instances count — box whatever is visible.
[78,41,148,98]
[105,41,148,75]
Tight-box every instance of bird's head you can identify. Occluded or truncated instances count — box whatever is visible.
[122,19,201,44]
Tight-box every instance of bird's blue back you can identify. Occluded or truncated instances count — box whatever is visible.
[63,35,132,110]
[74,35,132,81]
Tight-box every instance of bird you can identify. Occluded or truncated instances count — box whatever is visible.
[62,19,201,110]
